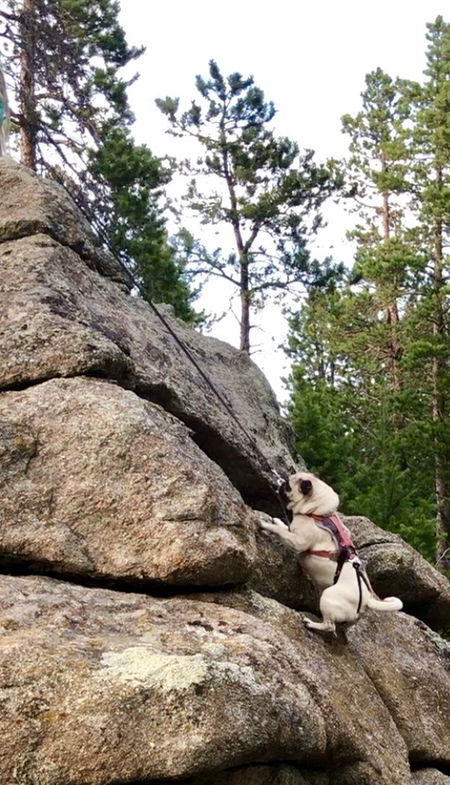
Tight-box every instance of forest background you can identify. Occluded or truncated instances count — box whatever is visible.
[1,0,449,569]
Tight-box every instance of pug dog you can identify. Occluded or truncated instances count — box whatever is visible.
[259,471,403,635]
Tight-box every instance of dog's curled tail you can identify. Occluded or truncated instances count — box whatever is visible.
[367,595,403,613]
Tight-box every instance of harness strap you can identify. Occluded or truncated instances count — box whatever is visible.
[333,552,364,614]
[311,512,355,549]
[333,546,356,584]
[307,549,339,560]
[309,544,365,614]
[354,562,363,614]
[308,513,372,616]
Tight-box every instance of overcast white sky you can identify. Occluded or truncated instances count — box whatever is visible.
[118,0,447,402]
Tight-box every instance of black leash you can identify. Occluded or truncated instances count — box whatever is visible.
[48,170,294,514]
[333,549,372,615]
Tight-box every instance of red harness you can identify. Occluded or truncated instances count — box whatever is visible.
[307,513,357,560]
[306,512,367,613]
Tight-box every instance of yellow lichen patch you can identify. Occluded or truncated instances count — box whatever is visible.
[99,649,208,691]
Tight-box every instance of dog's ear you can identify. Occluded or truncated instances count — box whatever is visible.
[299,478,313,496]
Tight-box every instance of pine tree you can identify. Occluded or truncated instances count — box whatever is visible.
[405,16,450,568]
[341,68,413,392]
[0,0,140,170]
[157,60,342,353]
[0,0,199,321]
[285,286,436,560]
[285,61,446,562]
[89,125,200,323]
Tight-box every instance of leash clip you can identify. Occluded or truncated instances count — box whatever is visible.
[271,469,292,528]
[271,468,286,490]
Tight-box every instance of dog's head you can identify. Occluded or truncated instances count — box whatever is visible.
[284,471,339,516]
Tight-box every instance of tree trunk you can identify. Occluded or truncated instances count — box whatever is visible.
[386,301,401,393]
[432,207,450,571]
[434,396,450,570]
[239,257,251,353]
[19,0,37,170]
[381,157,402,393]
[0,65,9,155]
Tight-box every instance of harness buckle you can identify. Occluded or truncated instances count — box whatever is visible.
[351,555,367,572]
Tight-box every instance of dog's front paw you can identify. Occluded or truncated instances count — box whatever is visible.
[257,512,288,534]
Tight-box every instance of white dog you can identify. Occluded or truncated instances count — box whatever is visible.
[260,471,402,635]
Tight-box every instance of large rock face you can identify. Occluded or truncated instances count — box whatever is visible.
[1,576,450,785]
[1,577,328,784]
[0,377,257,586]
[1,159,450,785]
[0,157,298,511]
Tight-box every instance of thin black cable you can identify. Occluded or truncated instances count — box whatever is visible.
[50,171,292,514]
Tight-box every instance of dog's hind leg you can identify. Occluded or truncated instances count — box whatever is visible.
[335,623,350,644]
[303,616,336,635]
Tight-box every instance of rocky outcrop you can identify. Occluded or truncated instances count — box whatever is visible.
[347,516,450,630]
[1,159,450,785]
[0,376,257,586]
[0,156,129,285]
[1,575,450,785]
[0,158,298,511]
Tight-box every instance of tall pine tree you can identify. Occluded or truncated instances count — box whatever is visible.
[285,31,450,565]
[406,17,450,568]
[157,60,342,353]
[0,0,199,321]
